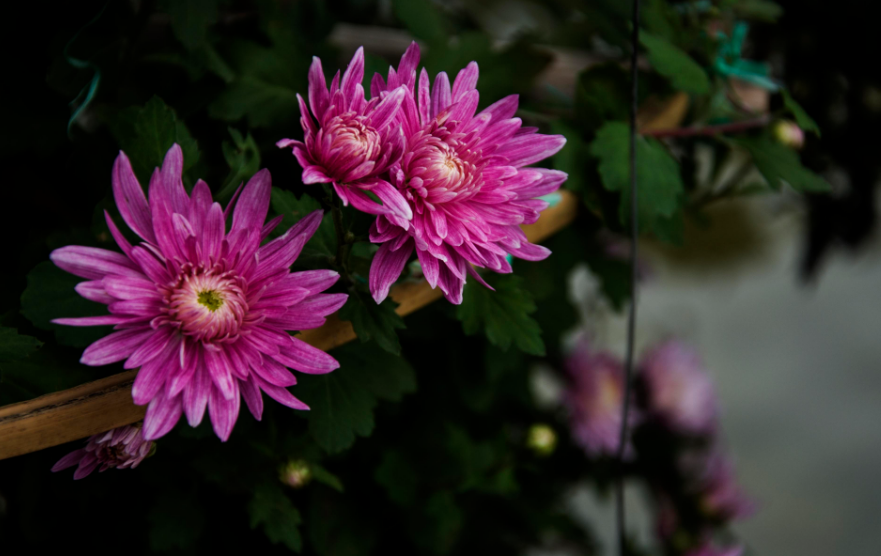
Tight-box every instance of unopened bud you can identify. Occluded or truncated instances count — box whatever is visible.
[526,424,557,456]
[773,120,805,149]
[279,459,312,489]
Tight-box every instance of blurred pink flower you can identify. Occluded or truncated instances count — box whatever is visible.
[51,145,347,442]
[367,42,567,304]
[641,340,719,436]
[51,425,153,480]
[564,336,635,458]
[277,47,411,222]
[694,451,756,521]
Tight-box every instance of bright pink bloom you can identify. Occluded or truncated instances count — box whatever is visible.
[277,47,412,222]
[51,425,153,480]
[367,43,567,304]
[641,340,719,436]
[51,145,347,441]
[563,336,635,458]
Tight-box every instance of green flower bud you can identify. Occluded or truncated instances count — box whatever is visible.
[526,423,557,456]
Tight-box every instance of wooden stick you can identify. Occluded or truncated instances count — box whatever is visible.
[0,191,578,460]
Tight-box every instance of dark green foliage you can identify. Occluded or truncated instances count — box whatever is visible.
[339,290,406,355]
[0,327,42,362]
[733,136,831,192]
[296,344,416,454]
[21,261,108,347]
[457,274,545,356]
[590,121,685,237]
[270,188,336,262]
[219,127,261,198]
[148,490,207,551]
[248,482,303,552]
[640,32,710,95]
[107,96,200,186]
[781,89,821,136]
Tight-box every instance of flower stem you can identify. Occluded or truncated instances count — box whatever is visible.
[328,190,354,285]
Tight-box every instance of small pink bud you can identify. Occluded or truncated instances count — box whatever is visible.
[773,120,805,149]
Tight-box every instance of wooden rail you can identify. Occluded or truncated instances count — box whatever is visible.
[0,191,578,460]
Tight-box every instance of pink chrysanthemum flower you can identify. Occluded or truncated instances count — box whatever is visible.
[51,424,153,480]
[563,336,636,458]
[641,340,719,436]
[277,47,412,222]
[50,145,347,441]
[367,43,567,304]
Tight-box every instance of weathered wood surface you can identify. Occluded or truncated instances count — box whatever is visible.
[0,191,578,460]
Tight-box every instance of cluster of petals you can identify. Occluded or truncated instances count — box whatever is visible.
[365,42,568,304]
[277,47,412,223]
[563,335,635,458]
[641,340,719,436]
[51,145,346,442]
[689,451,756,521]
[51,425,153,480]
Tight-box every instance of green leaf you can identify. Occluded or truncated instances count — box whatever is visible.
[108,96,200,186]
[208,32,307,128]
[311,463,344,493]
[0,327,42,362]
[589,121,685,237]
[781,89,820,136]
[163,0,218,51]
[392,0,448,45]
[269,188,336,260]
[218,127,261,199]
[375,451,419,505]
[339,290,406,355]
[640,32,710,95]
[415,491,463,554]
[248,483,303,552]
[457,274,545,356]
[21,261,109,347]
[148,491,206,551]
[733,135,830,192]
[296,344,416,454]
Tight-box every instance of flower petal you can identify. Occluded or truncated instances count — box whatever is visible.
[369,240,413,303]
[112,151,155,243]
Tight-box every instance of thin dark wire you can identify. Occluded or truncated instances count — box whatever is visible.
[616,0,640,555]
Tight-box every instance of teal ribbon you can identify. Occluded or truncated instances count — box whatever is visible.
[65,4,107,137]
[714,22,779,91]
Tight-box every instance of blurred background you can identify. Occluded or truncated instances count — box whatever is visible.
[1,1,878,555]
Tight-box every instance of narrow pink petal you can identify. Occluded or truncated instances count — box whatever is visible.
[416,248,440,289]
[496,134,567,167]
[368,86,407,131]
[231,169,271,236]
[142,390,183,441]
[369,240,413,303]
[112,151,155,243]
[478,94,519,122]
[340,47,365,110]
[286,269,339,295]
[72,455,100,480]
[125,327,174,369]
[397,41,421,90]
[466,264,495,290]
[51,448,86,472]
[129,246,171,285]
[167,340,200,398]
[296,93,317,135]
[508,240,551,261]
[160,144,189,214]
[272,336,340,374]
[240,377,264,421]
[438,263,465,304]
[308,56,329,120]
[104,211,134,260]
[183,367,210,427]
[302,165,332,184]
[52,315,134,327]
[188,179,213,231]
[204,347,236,401]
[208,382,240,441]
[370,72,386,98]
[132,335,181,405]
[261,215,285,241]
[102,276,160,300]
[202,202,225,263]
[362,178,413,221]
[50,246,142,281]
[447,90,479,124]
[254,375,309,410]
[251,357,297,387]
[430,72,452,119]
[75,281,114,304]
[452,61,479,102]
[80,327,153,366]
[418,68,431,126]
